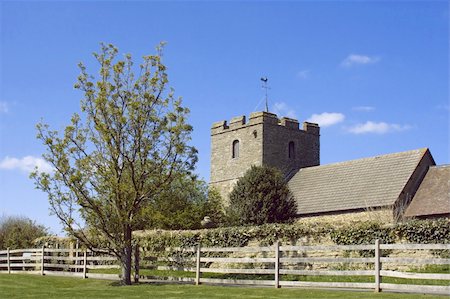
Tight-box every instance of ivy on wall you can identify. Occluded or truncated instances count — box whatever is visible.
[396,219,450,244]
[135,219,449,254]
[33,219,449,255]
[330,222,396,245]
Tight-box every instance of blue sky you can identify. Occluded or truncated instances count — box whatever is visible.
[0,1,448,235]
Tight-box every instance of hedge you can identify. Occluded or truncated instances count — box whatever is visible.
[135,219,450,253]
[31,219,449,253]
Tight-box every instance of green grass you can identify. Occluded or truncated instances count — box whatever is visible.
[0,274,446,299]
[408,264,450,274]
[90,268,450,286]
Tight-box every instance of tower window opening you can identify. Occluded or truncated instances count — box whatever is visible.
[288,141,295,159]
[232,140,240,159]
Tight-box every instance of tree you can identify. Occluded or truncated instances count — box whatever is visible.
[0,216,48,250]
[139,178,224,230]
[226,165,297,226]
[31,43,197,285]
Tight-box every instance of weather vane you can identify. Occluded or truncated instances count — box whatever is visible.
[260,77,270,112]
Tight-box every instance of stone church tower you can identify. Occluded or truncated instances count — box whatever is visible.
[210,111,320,202]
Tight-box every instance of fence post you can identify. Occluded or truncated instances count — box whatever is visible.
[83,249,87,279]
[134,245,140,283]
[41,246,45,276]
[374,239,381,292]
[75,240,79,273]
[274,241,280,288]
[7,247,10,274]
[195,243,201,285]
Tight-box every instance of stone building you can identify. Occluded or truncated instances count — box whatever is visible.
[210,111,449,222]
[288,148,435,222]
[210,111,319,202]
[404,165,450,219]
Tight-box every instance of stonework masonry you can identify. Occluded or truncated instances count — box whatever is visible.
[210,111,320,202]
[298,208,394,225]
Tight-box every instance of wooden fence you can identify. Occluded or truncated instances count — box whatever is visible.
[1,241,449,294]
[153,240,450,294]
[0,247,119,280]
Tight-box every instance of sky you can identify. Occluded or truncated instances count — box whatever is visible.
[0,1,448,235]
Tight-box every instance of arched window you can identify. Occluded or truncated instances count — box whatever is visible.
[232,140,239,159]
[288,141,295,159]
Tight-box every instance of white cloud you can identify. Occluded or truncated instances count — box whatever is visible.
[0,101,8,113]
[272,102,297,119]
[307,112,345,127]
[0,156,54,174]
[347,121,412,134]
[296,70,310,79]
[341,54,380,67]
[352,106,375,112]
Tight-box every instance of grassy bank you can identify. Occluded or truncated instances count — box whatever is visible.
[0,274,446,299]
[90,268,450,286]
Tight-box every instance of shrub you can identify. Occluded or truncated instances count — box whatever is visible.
[226,165,297,225]
[0,216,48,249]
[139,178,225,230]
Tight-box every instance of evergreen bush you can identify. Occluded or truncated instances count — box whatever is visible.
[226,165,297,225]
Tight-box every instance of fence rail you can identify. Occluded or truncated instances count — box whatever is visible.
[0,240,449,294]
[0,247,117,278]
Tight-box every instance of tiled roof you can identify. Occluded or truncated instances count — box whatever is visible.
[404,165,450,218]
[288,148,429,215]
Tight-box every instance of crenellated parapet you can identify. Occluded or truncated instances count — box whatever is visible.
[303,122,320,135]
[211,111,320,135]
[210,110,320,202]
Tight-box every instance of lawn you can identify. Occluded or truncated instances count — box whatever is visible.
[91,268,450,286]
[0,274,447,299]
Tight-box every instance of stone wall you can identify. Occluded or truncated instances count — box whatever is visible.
[263,119,320,178]
[210,114,264,201]
[394,149,436,220]
[298,208,394,224]
[209,178,239,206]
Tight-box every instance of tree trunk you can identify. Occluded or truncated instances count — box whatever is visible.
[120,226,133,285]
